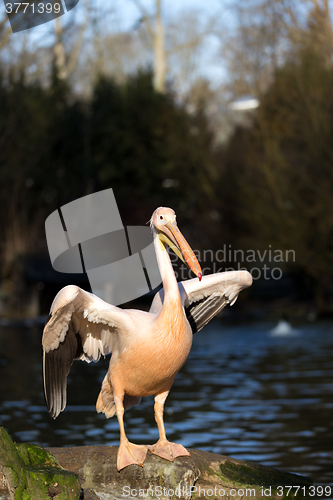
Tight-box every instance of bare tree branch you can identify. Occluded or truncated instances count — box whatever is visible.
[131,0,154,39]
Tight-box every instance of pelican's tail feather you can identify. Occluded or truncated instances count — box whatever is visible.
[96,374,116,418]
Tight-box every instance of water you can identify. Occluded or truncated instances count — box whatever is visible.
[0,320,332,485]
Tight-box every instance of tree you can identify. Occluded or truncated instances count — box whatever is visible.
[0,14,11,51]
[220,13,333,312]
[131,0,166,92]
[90,71,218,229]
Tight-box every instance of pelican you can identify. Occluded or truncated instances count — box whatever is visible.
[42,207,252,471]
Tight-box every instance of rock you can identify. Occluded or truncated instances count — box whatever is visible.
[0,427,81,500]
[0,428,313,500]
[45,446,313,500]
[46,446,200,500]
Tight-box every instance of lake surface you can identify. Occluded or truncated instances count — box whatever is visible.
[0,319,332,485]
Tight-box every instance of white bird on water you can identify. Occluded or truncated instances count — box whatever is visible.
[42,207,252,470]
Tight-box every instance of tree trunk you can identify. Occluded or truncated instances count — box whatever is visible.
[54,17,67,80]
[153,0,166,93]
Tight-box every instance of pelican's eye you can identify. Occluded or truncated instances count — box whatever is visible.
[158,214,167,225]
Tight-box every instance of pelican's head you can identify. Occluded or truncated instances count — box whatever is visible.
[150,207,202,281]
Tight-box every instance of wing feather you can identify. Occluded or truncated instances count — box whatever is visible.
[184,292,228,333]
[42,285,133,419]
[43,321,80,418]
[182,270,252,333]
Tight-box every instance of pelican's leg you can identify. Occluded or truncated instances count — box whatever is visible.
[149,389,190,461]
[114,392,148,471]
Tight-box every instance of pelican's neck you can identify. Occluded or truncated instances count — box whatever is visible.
[153,230,180,303]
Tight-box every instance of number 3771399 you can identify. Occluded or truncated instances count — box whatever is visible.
[6,3,61,14]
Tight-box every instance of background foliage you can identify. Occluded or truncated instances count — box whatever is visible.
[0,0,333,315]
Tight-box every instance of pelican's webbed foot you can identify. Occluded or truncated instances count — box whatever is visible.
[148,439,190,461]
[117,440,148,471]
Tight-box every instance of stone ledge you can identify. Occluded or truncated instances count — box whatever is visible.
[0,428,313,500]
[44,446,314,499]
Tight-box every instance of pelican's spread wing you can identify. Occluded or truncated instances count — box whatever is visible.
[180,270,252,333]
[150,270,252,333]
[42,285,133,419]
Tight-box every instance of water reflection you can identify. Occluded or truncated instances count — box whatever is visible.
[0,321,332,484]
